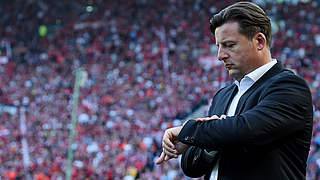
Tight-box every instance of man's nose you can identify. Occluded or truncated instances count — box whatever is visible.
[217,47,229,61]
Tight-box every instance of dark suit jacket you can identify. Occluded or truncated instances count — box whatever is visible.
[178,61,313,180]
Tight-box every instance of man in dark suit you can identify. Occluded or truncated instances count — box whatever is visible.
[155,2,313,180]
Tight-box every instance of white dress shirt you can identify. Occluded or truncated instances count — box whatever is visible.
[210,59,277,180]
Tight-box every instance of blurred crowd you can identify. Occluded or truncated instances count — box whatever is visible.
[1,0,320,179]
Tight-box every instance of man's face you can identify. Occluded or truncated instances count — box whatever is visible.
[215,22,258,81]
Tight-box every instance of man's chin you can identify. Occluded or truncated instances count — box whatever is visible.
[228,70,241,81]
[228,70,236,77]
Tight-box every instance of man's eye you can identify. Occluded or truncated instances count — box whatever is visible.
[225,44,235,48]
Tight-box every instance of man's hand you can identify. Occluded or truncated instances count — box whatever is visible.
[156,126,189,164]
[196,114,226,122]
[156,115,226,165]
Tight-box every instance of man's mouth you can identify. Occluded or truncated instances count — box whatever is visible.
[225,64,233,69]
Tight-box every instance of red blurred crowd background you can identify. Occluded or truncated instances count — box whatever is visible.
[1,0,320,179]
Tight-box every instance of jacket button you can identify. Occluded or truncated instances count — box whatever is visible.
[194,154,199,161]
[190,137,194,143]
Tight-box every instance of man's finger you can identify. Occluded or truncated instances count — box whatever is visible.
[196,117,210,121]
[210,115,219,119]
[196,118,205,122]
[163,130,175,148]
[197,115,220,122]
[164,155,169,161]
[163,146,178,158]
[155,151,166,164]
[164,154,176,161]
[163,141,177,155]
[220,115,227,119]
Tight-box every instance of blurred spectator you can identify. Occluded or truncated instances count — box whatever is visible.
[0,0,320,179]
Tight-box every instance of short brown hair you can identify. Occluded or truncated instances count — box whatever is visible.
[210,2,272,47]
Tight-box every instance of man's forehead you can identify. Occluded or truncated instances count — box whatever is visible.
[215,22,240,43]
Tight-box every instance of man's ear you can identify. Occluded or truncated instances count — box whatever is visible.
[254,33,266,51]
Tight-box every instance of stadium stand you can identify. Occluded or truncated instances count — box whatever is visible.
[0,0,320,179]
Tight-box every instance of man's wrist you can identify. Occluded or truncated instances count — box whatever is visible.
[182,119,189,126]
[182,119,195,126]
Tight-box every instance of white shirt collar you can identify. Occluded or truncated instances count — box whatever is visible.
[234,59,277,90]
[235,59,277,84]
[245,59,277,82]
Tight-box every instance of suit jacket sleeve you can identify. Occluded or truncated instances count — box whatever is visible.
[180,146,219,178]
[177,74,313,151]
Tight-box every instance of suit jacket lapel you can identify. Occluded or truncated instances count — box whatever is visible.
[234,61,285,115]
[222,84,239,114]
